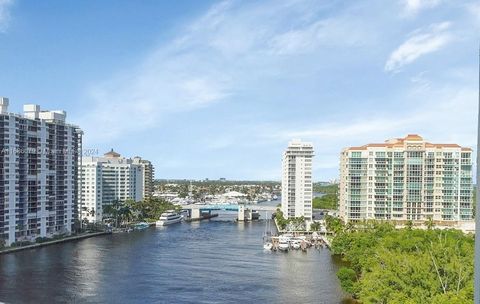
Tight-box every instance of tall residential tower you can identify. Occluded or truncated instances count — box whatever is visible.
[80,150,151,222]
[0,98,82,246]
[133,157,154,198]
[339,134,473,225]
[281,139,314,220]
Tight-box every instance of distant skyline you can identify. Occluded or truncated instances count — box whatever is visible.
[0,0,478,181]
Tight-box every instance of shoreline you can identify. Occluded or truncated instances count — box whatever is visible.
[0,231,111,255]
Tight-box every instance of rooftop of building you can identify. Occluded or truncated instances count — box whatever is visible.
[345,134,472,151]
[104,149,121,158]
[0,96,80,128]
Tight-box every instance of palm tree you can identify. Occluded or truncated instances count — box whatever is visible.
[310,222,321,231]
[425,217,435,230]
[345,221,355,232]
[119,206,133,226]
[103,200,122,228]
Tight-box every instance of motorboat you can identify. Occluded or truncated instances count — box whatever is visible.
[133,222,149,230]
[263,242,273,251]
[291,240,301,250]
[278,240,289,251]
[156,210,183,226]
[180,209,189,218]
[278,235,291,251]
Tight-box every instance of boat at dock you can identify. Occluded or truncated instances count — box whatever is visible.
[156,211,183,226]
[278,236,290,251]
[262,211,273,251]
[133,222,150,230]
[291,240,301,250]
[263,242,273,250]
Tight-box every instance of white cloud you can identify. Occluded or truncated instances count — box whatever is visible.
[402,0,441,17]
[268,17,368,55]
[385,22,452,72]
[270,84,476,147]
[251,78,477,180]
[0,0,13,33]
[77,0,372,144]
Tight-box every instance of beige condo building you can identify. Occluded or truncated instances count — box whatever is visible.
[339,134,473,225]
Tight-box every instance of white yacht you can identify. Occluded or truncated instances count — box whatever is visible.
[278,240,289,251]
[156,210,183,226]
[278,235,290,251]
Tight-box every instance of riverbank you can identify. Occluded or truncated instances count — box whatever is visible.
[0,231,111,255]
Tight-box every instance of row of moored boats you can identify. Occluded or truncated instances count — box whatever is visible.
[264,234,311,252]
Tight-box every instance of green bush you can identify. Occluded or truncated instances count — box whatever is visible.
[10,240,32,247]
[35,237,50,243]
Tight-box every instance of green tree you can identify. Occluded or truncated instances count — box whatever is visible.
[324,215,344,235]
[312,194,338,209]
[103,200,122,227]
[331,224,474,303]
[310,222,321,231]
[337,267,357,295]
[274,209,288,230]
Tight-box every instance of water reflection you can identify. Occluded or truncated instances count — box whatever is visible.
[0,215,350,304]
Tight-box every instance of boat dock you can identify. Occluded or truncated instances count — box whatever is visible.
[267,232,331,252]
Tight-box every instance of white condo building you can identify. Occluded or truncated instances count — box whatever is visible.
[281,140,314,220]
[80,150,153,222]
[339,135,473,225]
[0,98,82,246]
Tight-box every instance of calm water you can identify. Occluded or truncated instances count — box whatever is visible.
[0,212,351,304]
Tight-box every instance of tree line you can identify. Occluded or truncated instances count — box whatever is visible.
[102,197,181,227]
[325,216,474,303]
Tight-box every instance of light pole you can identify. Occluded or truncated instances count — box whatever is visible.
[475,47,480,304]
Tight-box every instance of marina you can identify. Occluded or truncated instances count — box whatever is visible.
[267,234,331,252]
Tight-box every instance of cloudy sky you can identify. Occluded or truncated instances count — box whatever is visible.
[0,0,478,181]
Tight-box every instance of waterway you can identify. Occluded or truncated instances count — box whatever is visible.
[0,211,352,304]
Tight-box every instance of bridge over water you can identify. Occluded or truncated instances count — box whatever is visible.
[182,204,277,212]
[182,204,277,220]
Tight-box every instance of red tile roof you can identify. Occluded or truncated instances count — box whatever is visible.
[345,135,469,151]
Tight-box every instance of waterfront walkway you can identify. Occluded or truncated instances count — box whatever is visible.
[0,231,111,255]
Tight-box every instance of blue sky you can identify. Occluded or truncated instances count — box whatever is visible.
[0,0,478,181]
